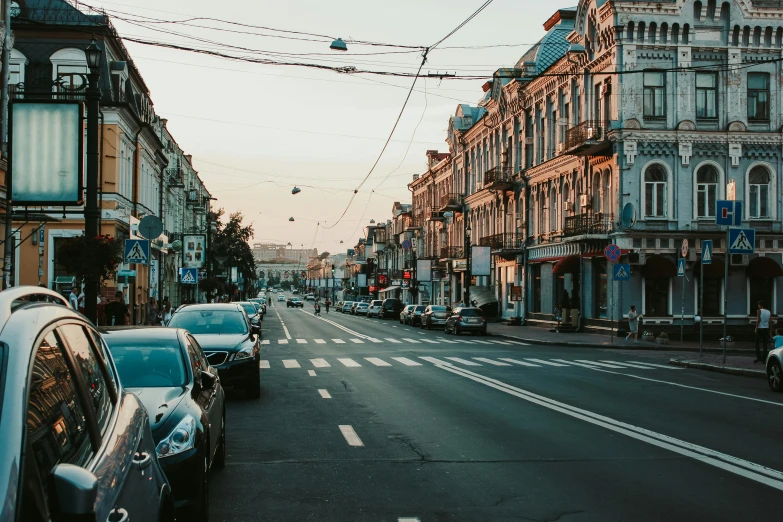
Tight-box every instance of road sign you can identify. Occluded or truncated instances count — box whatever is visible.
[701,240,713,264]
[728,228,755,254]
[401,279,410,289]
[402,239,412,250]
[180,268,198,285]
[681,239,689,258]
[604,244,621,262]
[138,215,163,240]
[677,258,686,276]
[613,263,630,281]
[716,200,743,226]
[124,239,150,264]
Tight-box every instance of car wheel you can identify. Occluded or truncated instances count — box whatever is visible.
[213,410,226,469]
[456,325,462,335]
[768,360,783,392]
[247,374,261,399]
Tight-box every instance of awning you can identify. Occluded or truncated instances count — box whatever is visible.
[642,255,676,279]
[379,286,400,294]
[747,256,783,278]
[693,258,726,278]
[552,255,581,275]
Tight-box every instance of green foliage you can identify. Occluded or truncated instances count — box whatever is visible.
[55,235,123,283]
[211,209,256,282]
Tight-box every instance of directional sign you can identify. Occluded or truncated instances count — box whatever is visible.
[604,244,621,262]
[401,279,410,289]
[681,239,689,258]
[124,239,150,264]
[701,240,713,265]
[729,228,755,254]
[180,268,198,285]
[716,200,743,226]
[613,263,630,281]
[677,258,686,277]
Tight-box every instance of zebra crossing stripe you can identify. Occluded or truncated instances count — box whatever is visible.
[601,360,651,369]
[283,359,301,368]
[278,339,289,344]
[365,357,392,367]
[575,360,626,369]
[296,339,308,344]
[626,361,684,370]
[506,340,531,346]
[391,357,422,366]
[473,340,493,345]
[385,338,402,343]
[472,357,512,366]
[437,338,458,344]
[350,339,365,344]
[310,358,330,368]
[260,340,270,345]
[526,358,569,367]
[444,357,482,366]
[338,358,361,367]
[368,338,384,343]
[420,339,439,344]
[332,339,346,344]
[259,360,270,369]
[314,339,327,344]
[488,340,511,345]
[498,358,540,367]
[552,359,600,369]
[419,356,452,366]
[402,338,421,344]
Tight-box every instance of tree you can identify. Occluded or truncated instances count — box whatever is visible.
[210,210,256,300]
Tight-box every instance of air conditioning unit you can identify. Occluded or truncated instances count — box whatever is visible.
[587,126,602,140]
[730,254,749,266]
[557,142,565,153]
[564,201,574,212]
[629,251,646,265]
[580,194,591,208]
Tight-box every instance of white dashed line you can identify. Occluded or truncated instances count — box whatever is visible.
[260,339,270,345]
[339,425,364,447]
[391,357,422,366]
[282,359,301,368]
[332,339,346,344]
[338,358,361,367]
[526,358,569,367]
[259,360,270,369]
[472,357,512,366]
[308,370,317,376]
[601,360,652,369]
[278,339,289,345]
[318,389,332,399]
[296,339,308,344]
[349,338,365,344]
[310,358,330,368]
[385,338,402,343]
[314,339,326,344]
[402,338,421,343]
[365,357,392,367]
[575,360,626,369]
[499,358,540,367]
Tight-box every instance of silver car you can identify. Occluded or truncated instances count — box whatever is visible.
[766,346,783,392]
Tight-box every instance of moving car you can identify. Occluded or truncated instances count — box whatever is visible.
[354,302,370,315]
[287,297,304,308]
[379,298,404,319]
[305,293,315,301]
[341,301,354,313]
[445,307,487,335]
[367,300,383,318]
[167,304,262,398]
[420,305,452,329]
[237,301,263,327]
[277,294,286,302]
[103,327,226,521]
[766,345,783,392]
[0,286,173,522]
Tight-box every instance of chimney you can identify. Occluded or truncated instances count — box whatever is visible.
[413,174,419,181]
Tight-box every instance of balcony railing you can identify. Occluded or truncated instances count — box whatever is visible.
[483,166,514,188]
[564,120,611,156]
[166,168,185,187]
[563,212,614,237]
[429,207,446,221]
[440,246,464,259]
[478,233,522,251]
[440,193,463,210]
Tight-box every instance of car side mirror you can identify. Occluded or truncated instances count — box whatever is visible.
[49,464,98,522]
[200,370,217,389]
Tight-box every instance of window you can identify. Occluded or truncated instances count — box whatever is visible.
[748,73,769,121]
[644,164,667,217]
[702,277,721,316]
[645,278,670,317]
[696,73,717,118]
[696,165,718,218]
[749,277,774,316]
[749,166,770,218]
[643,71,665,118]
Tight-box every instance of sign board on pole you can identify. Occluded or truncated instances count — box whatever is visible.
[677,258,686,277]
[728,228,755,254]
[401,280,410,289]
[681,239,689,258]
[511,286,523,301]
[604,244,621,262]
[613,263,630,281]
[716,200,743,226]
[183,234,207,269]
[701,240,713,264]
[180,268,198,284]
[124,239,150,264]
[402,240,412,250]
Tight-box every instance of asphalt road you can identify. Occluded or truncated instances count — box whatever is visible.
[210,295,783,521]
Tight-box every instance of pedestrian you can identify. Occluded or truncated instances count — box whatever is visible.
[625,305,642,344]
[314,301,321,316]
[162,296,172,324]
[325,298,331,313]
[69,286,80,310]
[773,328,783,350]
[104,291,130,326]
[146,297,161,326]
[755,300,772,363]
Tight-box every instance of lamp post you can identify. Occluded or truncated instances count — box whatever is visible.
[464,219,472,306]
[84,37,102,323]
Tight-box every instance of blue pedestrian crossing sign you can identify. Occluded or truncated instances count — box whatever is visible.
[716,200,743,226]
[180,268,198,285]
[677,258,686,277]
[124,239,150,264]
[728,228,755,254]
[701,240,713,265]
[613,263,630,281]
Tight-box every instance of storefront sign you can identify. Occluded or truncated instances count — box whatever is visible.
[453,259,468,271]
[403,271,412,280]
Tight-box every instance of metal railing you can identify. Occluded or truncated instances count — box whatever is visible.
[440,246,464,259]
[440,193,463,209]
[563,212,614,237]
[484,166,514,186]
[564,120,609,150]
[478,233,522,250]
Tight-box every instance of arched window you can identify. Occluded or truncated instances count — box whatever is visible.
[749,166,770,218]
[592,174,601,214]
[50,48,88,92]
[550,187,558,232]
[602,170,611,214]
[696,165,719,218]
[644,164,667,217]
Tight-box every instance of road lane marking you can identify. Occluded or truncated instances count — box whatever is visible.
[506,340,531,345]
[365,357,392,367]
[550,359,598,369]
[275,310,292,339]
[282,359,301,368]
[627,361,684,370]
[420,356,452,365]
[310,358,330,368]
[350,338,365,344]
[488,340,512,345]
[473,357,512,366]
[575,359,626,369]
[339,425,364,447]
[278,339,289,344]
[260,339,270,345]
[437,338,458,344]
[444,357,481,366]
[385,338,402,343]
[499,358,540,367]
[526,358,569,367]
[259,360,270,369]
[402,338,421,344]
[318,389,332,399]
[437,363,783,491]
[314,339,326,344]
[368,338,384,343]
[421,339,439,344]
[296,339,308,344]
[473,340,493,345]
[337,358,361,367]
[308,370,317,376]
[392,357,422,366]
[332,339,346,344]
[398,519,421,522]
[601,360,652,369]
[303,311,373,339]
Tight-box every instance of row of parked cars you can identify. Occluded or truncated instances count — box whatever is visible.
[1,287,267,522]
[334,297,488,335]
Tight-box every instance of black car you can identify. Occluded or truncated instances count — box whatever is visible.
[104,327,226,521]
[379,298,404,319]
[401,305,426,325]
[287,297,304,308]
[0,286,173,522]
[445,307,487,335]
[420,305,452,329]
[238,301,263,327]
[168,304,262,398]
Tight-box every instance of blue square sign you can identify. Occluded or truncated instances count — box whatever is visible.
[124,239,150,265]
[613,263,630,281]
[716,201,742,226]
[180,268,198,285]
[728,228,755,254]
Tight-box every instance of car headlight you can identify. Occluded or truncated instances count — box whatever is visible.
[156,415,196,458]
[234,346,255,360]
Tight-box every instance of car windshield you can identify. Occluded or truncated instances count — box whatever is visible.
[168,310,248,335]
[240,303,256,315]
[371,301,382,306]
[459,309,482,316]
[105,337,187,387]
[358,303,368,308]
[430,306,448,312]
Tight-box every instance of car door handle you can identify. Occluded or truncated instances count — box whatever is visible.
[133,451,152,470]
[107,508,129,522]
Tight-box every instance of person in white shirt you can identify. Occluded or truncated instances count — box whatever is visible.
[755,300,772,363]
[625,305,643,344]
[69,286,80,310]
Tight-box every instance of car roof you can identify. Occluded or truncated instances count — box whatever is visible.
[176,303,243,311]
[101,326,183,340]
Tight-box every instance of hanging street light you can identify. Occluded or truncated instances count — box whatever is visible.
[292,186,301,195]
[330,38,348,51]
[289,217,295,222]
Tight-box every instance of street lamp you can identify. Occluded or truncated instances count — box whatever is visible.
[330,38,348,51]
[464,219,472,306]
[84,37,103,323]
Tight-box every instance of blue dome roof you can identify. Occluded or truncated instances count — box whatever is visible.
[515,7,576,76]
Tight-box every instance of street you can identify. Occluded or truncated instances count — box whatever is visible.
[210,295,783,521]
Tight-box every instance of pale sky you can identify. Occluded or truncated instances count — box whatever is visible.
[84,0,574,254]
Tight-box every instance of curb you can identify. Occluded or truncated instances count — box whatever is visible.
[668,358,766,379]
[491,331,753,355]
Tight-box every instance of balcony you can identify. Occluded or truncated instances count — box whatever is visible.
[483,166,514,190]
[564,120,611,156]
[429,207,446,221]
[479,233,523,252]
[166,168,185,187]
[563,212,614,237]
[374,229,388,244]
[406,214,424,230]
[440,246,464,260]
[439,193,463,212]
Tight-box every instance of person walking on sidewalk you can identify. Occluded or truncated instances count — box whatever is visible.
[325,298,331,313]
[314,301,321,317]
[755,300,772,363]
[626,305,642,344]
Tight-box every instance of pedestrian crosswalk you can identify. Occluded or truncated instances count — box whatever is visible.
[258,356,683,371]
[259,337,531,346]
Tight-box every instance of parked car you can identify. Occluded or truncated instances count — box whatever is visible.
[341,301,354,313]
[237,301,263,327]
[445,307,487,335]
[379,298,404,319]
[354,302,370,316]
[335,300,344,312]
[103,327,226,521]
[0,286,174,522]
[400,304,415,324]
[292,289,299,294]
[367,300,383,318]
[167,304,262,398]
[249,297,266,314]
[305,294,315,301]
[401,305,426,325]
[420,305,452,329]
[287,297,304,308]
[766,346,783,392]
[350,302,361,315]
